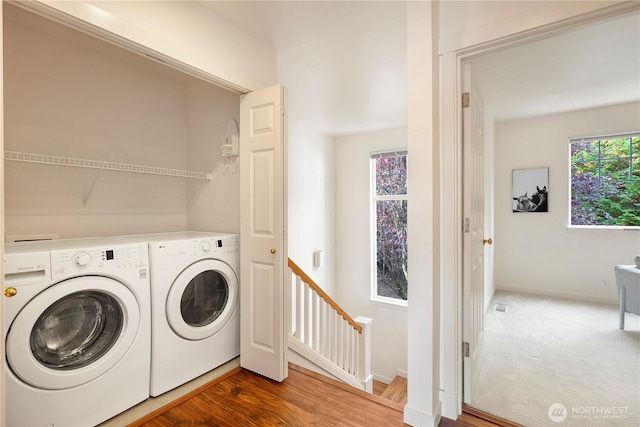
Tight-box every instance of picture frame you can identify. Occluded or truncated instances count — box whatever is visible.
[512,167,548,213]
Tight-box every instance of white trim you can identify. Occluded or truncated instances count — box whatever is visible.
[370,296,408,309]
[568,132,639,228]
[496,286,618,306]
[569,131,640,144]
[288,336,365,391]
[439,49,462,421]
[438,1,638,55]
[370,149,408,159]
[0,3,7,419]
[12,0,252,94]
[404,402,442,427]
[370,152,409,303]
[566,225,640,232]
[484,288,497,315]
[372,373,393,385]
[439,389,457,423]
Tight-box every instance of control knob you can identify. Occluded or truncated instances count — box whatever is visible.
[200,241,212,252]
[73,252,92,269]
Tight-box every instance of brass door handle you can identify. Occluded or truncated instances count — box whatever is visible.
[270,248,276,254]
[483,238,493,245]
[5,287,17,297]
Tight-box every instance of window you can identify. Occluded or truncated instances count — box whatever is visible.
[371,151,408,303]
[570,132,640,226]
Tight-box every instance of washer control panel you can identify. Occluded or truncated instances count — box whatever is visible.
[51,244,148,276]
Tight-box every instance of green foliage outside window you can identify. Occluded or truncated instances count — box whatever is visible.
[570,135,640,226]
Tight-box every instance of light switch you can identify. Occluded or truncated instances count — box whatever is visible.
[313,250,323,268]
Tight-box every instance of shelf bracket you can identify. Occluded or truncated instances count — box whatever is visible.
[83,162,107,207]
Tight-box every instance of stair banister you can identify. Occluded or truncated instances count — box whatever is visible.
[288,259,362,333]
[287,258,373,392]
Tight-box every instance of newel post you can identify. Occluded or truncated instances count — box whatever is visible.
[355,316,373,393]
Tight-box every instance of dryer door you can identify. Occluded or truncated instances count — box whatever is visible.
[6,276,140,390]
[166,259,238,341]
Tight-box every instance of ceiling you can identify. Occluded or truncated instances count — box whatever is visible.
[200,2,639,134]
[471,9,640,122]
[200,1,407,136]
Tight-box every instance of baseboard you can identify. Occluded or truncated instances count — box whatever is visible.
[496,285,618,306]
[439,389,459,421]
[287,348,341,383]
[372,373,393,384]
[404,401,442,427]
[463,404,524,427]
[485,288,496,313]
[290,364,404,412]
[372,367,407,385]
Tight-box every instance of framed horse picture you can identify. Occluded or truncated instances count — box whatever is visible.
[512,167,548,213]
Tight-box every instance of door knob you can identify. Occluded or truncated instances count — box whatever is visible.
[5,287,17,297]
[270,248,276,254]
[483,238,493,245]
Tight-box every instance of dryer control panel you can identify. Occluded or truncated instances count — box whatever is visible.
[197,235,240,255]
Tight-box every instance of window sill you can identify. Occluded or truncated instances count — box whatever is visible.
[566,225,640,232]
[370,296,408,310]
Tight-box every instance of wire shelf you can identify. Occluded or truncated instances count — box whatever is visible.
[4,151,212,180]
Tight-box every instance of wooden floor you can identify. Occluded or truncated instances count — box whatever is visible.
[130,365,509,427]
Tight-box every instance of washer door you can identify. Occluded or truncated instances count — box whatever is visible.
[6,276,140,390]
[166,259,238,341]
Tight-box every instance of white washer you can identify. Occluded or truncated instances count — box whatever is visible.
[3,238,151,427]
[120,231,240,396]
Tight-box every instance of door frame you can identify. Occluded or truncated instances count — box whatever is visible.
[439,2,640,419]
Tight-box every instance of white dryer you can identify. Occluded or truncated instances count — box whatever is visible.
[120,231,240,396]
[3,238,151,427]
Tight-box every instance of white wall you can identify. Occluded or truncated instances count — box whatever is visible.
[494,102,640,304]
[335,127,407,383]
[438,1,629,54]
[286,124,336,295]
[30,0,277,92]
[4,5,240,240]
[186,81,241,234]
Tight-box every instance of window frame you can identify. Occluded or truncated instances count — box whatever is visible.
[370,149,408,307]
[568,131,640,229]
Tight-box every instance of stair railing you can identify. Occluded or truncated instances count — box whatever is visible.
[287,258,373,392]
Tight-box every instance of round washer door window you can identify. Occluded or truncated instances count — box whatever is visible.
[31,291,123,370]
[166,259,238,341]
[6,276,140,390]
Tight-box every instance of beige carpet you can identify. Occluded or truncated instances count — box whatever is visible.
[471,291,640,427]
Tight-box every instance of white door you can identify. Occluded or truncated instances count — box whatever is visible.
[240,85,288,382]
[462,62,487,404]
